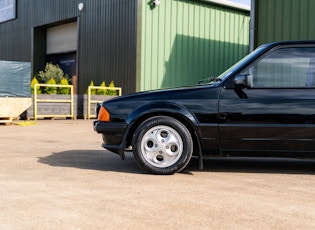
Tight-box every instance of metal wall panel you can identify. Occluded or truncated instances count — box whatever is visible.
[0,0,138,94]
[140,0,250,91]
[78,0,138,94]
[255,0,315,47]
[0,0,32,61]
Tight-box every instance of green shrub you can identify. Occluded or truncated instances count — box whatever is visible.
[97,81,107,95]
[107,81,117,96]
[87,80,96,95]
[38,63,66,84]
[46,77,57,94]
[31,76,41,94]
[58,77,70,94]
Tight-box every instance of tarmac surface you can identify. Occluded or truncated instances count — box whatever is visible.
[0,119,315,229]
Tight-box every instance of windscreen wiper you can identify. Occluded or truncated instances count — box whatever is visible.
[198,76,221,85]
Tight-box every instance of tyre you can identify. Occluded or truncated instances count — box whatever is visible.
[132,116,193,175]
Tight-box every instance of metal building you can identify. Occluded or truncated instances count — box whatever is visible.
[141,0,250,91]
[0,0,249,96]
[252,0,315,49]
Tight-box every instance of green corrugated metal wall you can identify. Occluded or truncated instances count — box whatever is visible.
[140,0,250,91]
[255,0,315,47]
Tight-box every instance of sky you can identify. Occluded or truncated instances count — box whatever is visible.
[229,0,251,6]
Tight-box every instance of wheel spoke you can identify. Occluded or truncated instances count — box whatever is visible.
[164,132,181,156]
[143,130,158,152]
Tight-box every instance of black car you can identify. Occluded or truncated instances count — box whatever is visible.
[94,41,315,174]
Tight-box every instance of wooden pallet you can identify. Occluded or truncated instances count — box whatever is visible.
[0,117,13,125]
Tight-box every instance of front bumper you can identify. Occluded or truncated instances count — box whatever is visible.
[93,121,128,159]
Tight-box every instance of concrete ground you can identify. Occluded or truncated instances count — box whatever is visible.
[0,120,315,229]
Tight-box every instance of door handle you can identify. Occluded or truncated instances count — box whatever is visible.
[218,113,227,121]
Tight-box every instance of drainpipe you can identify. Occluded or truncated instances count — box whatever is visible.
[249,0,255,52]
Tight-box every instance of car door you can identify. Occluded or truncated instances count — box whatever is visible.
[218,45,315,156]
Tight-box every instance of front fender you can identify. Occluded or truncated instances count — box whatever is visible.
[126,102,199,125]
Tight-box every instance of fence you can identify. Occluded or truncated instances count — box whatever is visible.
[32,84,122,120]
[87,86,122,119]
[33,84,74,120]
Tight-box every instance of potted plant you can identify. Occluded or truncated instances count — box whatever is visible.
[27,63,75,119]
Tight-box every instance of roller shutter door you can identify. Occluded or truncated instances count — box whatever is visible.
[46,21,77,54]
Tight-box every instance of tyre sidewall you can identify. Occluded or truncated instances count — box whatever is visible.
[132,116,193,175]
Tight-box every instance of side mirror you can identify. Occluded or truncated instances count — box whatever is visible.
[234,74,252,89]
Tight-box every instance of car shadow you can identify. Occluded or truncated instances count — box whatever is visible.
[38,150,315,175]
[38,150,144,174]
[185,156,315,175]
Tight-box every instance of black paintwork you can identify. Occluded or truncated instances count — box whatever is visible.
[94,41,315,159]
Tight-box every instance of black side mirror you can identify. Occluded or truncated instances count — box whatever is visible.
[234,74,252,89]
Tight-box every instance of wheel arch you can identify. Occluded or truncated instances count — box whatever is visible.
[125,103,201,156]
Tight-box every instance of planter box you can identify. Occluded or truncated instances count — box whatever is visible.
[26,94,75,119]
[26,94,117,119]
[84,94,116,119]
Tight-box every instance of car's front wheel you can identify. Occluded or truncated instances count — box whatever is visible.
[132,116,193,175]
